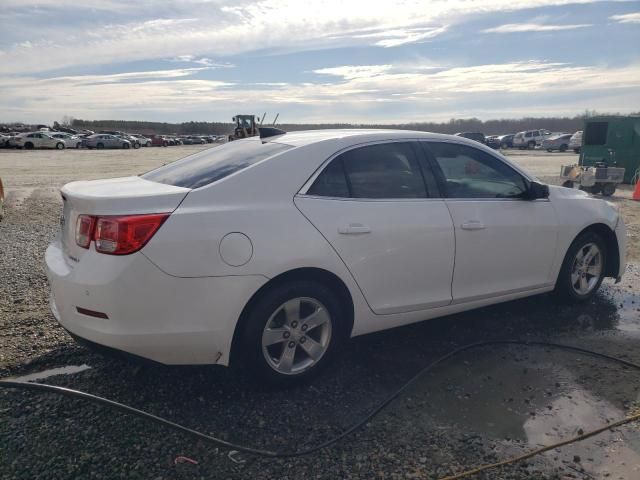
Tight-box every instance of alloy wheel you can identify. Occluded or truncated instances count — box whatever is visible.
[261,297,332,375]
[570,242,602,295]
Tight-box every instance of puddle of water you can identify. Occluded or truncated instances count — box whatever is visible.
[389,347,640,477]
[10,364,91,382]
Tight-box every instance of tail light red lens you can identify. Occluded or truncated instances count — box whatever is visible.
[75,215,95,248]
[75,213,169,255]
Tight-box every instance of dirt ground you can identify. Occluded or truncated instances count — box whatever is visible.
[0,145,639,480]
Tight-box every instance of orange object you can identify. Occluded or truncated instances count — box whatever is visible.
[633,179,640,201]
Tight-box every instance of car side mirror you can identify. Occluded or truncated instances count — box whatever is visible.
[525,181,549,200]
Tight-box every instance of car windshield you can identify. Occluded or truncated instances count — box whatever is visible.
[142,138,293,189]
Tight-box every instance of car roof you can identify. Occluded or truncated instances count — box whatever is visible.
[269,129,475,147]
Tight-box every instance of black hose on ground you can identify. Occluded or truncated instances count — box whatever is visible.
[1,340,639,476]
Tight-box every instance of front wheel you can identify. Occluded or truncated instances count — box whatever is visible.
[554,231,606,302]
[133,142,140,149]
[559,144,568,152]
[528,141,536,150]
[123,143,130,149]
[56,142,64,150]
[237,281,346,387]
[601,184,616,197]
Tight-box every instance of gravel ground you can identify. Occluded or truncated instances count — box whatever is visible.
[0,146,639,480]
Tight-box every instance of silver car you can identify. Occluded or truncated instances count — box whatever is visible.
[84,134,132,149]
[542,133,572,152]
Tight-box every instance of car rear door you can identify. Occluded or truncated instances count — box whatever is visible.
[420,141,559,303]
[295,140,455,315]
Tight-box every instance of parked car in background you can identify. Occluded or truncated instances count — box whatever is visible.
[0,133,11,147]
[51,132,82,149]
[189,136,206,145]
[485,135,501,149]
[151,135,169,147]
[513,129,552,149]
[117,134,141,149]
[132,135,152,147]
[46,130,626,386]
[84,134,132,149]
[542,134,572,152]
[454,132,485,144]
[569,131,583,153]
[179,136,194,145]
[497,134,515,149]
[13,132,65,149]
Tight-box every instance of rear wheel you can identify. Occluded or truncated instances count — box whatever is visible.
[133,142,140,149]
[75,143,81,149]
[25,142,34,150]
[96,143,104,149]
[238,281,346,387]
[554,231,606,302]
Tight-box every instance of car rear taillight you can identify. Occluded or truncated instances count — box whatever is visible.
[75,213,169,255]
[75,214,95,248]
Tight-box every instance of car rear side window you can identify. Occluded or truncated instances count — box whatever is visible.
[584,122,608,145]
[142,139,293,189]
[308,142,427,199]
[425,142,527,199]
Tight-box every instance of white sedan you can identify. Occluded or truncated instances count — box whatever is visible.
[51,132,82,149]
[14,132,66,149]
[46,130,626,385]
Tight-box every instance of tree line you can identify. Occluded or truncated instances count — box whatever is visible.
[68,114,607,136]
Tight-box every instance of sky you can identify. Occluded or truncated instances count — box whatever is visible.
[0,0,639,124]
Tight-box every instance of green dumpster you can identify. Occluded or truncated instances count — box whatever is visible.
[579,115,640,184]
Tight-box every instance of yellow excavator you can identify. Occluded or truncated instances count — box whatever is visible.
[228,113,283,141]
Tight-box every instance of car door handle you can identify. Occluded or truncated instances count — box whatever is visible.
[338,223,371,235]
[460,221,486,231]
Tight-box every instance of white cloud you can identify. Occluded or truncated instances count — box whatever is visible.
[609,12,640,24]
[0,0,603,75]
[2,60,638,123]
[313,65,393,80]
[483,23,592,33]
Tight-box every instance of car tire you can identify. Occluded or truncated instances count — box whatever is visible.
[76,143,81,149]
[25,142,34,150]
[547,148,553,152]
[96,143,104,149]
[56,142,64,150]
[123,143,130,149]
[133,142,140,149]
[559,144,568,152]
[562,180,574,188]
[573,148,581,154]
[601,184,616,197]
[554,231,606,302]
[527,141,536,149]
[237,280,347,387]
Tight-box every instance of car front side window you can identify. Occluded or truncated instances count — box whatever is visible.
[425,142,528,199]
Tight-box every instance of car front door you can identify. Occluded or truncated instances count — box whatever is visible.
[421,141,559,303]
[295,141,455,315]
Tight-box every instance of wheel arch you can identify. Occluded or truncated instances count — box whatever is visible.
[229,267,355,366]
[573,223,620,278]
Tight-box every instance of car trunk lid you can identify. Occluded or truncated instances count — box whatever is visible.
[59,176,190,263]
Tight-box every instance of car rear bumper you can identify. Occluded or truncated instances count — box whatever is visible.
[46,239,267,366]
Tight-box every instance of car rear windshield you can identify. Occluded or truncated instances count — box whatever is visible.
[142,139,293,189]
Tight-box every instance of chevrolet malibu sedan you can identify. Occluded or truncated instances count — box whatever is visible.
[46,130,626,385]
